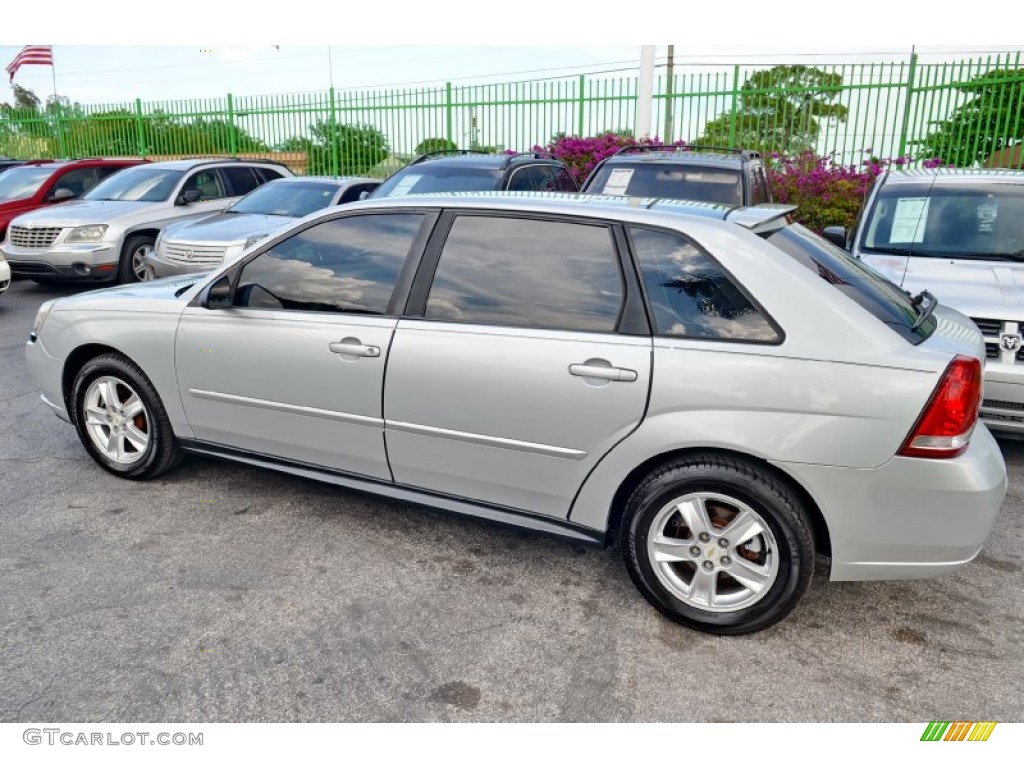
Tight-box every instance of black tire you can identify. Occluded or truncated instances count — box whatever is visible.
[118,234,155,284]
[621,454,814,635]
[70,352,181,479]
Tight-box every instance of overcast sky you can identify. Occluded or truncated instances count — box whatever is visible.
[1,1,1018,106]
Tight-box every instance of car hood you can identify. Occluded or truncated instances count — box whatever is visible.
[12,199,158,227]
[861,254,1024,321]
[52,274,205,314]
[162,212,292,244]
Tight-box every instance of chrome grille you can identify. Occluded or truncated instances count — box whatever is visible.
[9,226,62,249]
[983,398,1024,412]
[971,317,1002,336]
[985,343,999,359]
[161,242,227,266]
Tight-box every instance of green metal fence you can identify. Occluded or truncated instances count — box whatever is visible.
[1,51,1021,175]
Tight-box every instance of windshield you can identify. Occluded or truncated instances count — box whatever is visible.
[585,163,743,205]
[861,180,1024,260]
[768,223,937,344]
[373,166,502,197]
[0,166,54,202]
[84,167,183,202]
[228,181,340,217]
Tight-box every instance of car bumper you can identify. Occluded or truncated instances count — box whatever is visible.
[25,333,70,422]
[146,250,217,280]
[2,242,119,281]
[979,361,1024,433]
[775,424,1007,581]
[0,258,10,294]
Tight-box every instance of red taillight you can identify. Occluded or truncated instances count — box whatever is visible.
[899,355,982,459]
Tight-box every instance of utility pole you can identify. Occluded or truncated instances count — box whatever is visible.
[663,45,675,142]
[636,45,656,139]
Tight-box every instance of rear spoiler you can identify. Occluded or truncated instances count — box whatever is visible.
[724,203,797,234]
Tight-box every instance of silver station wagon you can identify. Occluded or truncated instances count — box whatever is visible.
[25,193,1007,634]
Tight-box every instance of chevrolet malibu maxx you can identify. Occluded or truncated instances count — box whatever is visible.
[25,193,1006,634]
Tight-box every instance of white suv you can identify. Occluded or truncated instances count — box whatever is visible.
[834,169,1024,433]
[1,158,292,284]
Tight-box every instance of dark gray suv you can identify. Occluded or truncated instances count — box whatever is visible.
[371,150,579,198]
[582,145,771,206]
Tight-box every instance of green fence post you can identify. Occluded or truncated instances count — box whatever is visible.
[898,48,918,158]
[578,74,586,136]
[445,82,453,146]
[227,92,238,157]
[728,64,740,148]
[329,87,339,176]
[134,98,146,157]
[53,101,66,158]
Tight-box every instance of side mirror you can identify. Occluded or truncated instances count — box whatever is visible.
[50,187,77,202]
[822,226,848,249]
[205,275,233,309]
[176,189,202,206]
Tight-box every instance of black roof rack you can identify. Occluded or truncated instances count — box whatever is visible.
[614,144,761,161]
[500,150,558,169]
[410,149,490,165]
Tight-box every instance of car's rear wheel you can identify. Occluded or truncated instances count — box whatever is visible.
[621,454,814,635]
[70,353,181,479]
[119,235,155,284]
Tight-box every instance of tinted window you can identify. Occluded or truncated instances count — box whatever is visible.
[0,166,55,201]
[257,167,285,182]
[631,227,780,342]
[222,166,262,196]
[339,183,378,204]
[769,223,936,344]
[553,166,578,192]
[49,168,99,199]
[506,165,555,192]
[752,167,769,204]
[425,216,623,332]
[84,167,183,202]
[182,169,226,200]
[228,181,339,218]
[234,214,424,314]
[862,180,1024,259]
[373,166,502,197]
[96,165,129,180]
[586,163,743,205]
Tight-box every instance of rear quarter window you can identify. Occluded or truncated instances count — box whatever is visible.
[768,223,936,344]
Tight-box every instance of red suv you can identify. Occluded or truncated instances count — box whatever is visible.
[0,158,147,241]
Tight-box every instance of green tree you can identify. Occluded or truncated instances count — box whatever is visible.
[914,67,1024,166]
[414,137,457,155]
[696,65,848,153]
[301,121,389,175]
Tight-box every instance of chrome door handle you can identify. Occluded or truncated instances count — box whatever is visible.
[329,340,380,358]
[569,363,638,382]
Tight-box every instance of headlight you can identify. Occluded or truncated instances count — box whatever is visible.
[244,233,270,249]
[65,225,109,243]
[32,300,56,335]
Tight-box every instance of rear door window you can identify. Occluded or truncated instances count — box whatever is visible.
[425,215,623,332]
[769,223,936,343]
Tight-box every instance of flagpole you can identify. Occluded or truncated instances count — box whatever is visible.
[49,46,65,158]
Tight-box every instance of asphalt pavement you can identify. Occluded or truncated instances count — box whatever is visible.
[1,277,1021,722]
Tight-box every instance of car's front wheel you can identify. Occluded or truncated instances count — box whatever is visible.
[70,353,181,479]
[119,234,155,284]
[621,454,814,634]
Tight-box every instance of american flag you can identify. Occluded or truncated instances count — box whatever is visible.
[6,46,54,82]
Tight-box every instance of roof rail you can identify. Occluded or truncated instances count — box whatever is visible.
[410,149,490,165]
[500,150,558,169]
[615,144,761,161]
